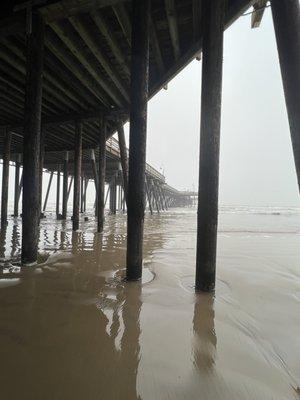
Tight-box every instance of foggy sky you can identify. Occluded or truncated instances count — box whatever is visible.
[1,8,299,208]
[140,8,299,207]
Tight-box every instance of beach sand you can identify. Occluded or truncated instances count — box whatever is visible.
[0,206,299,399]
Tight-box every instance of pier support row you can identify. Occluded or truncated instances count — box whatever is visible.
[126,0,150,281]
[22,12,44,265]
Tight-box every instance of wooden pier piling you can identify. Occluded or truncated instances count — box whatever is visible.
[97,119,106,232]
[117,123,128,203]
[56,165,61,219]
[62,151,69,219]
[1,129,11,228]
[195,0,225,291]
[271,0,300,193]
[73,121,82,231]
[13,154,21,217]
[22,12,44,265]
[126,0,150,280]
[43,171,53,212]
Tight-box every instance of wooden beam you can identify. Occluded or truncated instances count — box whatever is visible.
[150,16,165,75]
[165,0,180,60]
[1,129,11,228]
[91,10,130,77]
[193,0,202,42]
[45,28,111,106]
[50,21,126,107]
[251,1,267,28]
[41,0,127,23]
[112,3,131,46]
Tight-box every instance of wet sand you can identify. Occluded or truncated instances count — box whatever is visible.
[0,207,299,399]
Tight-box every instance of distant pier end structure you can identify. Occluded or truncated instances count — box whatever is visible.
[0,1,299,290]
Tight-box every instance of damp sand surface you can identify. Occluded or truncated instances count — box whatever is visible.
[0,206,299,400]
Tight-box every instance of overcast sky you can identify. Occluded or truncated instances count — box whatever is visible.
[122,7,298,207]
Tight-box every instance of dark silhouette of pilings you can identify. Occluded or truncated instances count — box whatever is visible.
[126,0,150,281]
[271,0,300,193]
[1,129,11,228]
[73,121,82,231]
[21,12,44,265]
[195,0,225,292]
[97,119,106,232]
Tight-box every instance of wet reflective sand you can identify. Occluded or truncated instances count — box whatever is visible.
[0,207,299,399]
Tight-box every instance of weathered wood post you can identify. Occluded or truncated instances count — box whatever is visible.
[73,121,82,231]
[1,129,11,228]
[271,0,300,193]
[22,11,44,265]
[109,176,117,214]
[117,123,128,202]
[14,154,21,217]
[126,0,150,280]
[67,175,73,202]
[83,179,88,212]
[56,165,61,219]
[195,0,225,291]
[62,151,69,219]
[39,129,45,218]
[43,171,53,212]
[97,118,106,232]
[80,173,84,213]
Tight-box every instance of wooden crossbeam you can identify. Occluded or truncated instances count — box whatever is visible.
[91,10,130,77]
[165,0,180,60]
[112,3,131,46]
[251,1,267,28]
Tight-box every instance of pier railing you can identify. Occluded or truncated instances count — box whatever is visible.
[106,137,165,183]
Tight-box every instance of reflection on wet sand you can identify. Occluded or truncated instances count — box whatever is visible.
[192,293,216,373]
[0,209,300,400]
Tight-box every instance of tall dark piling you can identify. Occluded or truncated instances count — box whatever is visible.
[97,119,106,232]
[43,171,53,212]
[14,154,21,217]
[56,165,61,219]
[195,0,225,291]
[73,121,82,231]
[62,151,69,219]
[1,130,11,228]
[117,123,128,203]
[22,12,44,265]
[271,0,300,193]
[126,0,150,281]
[39,129,45,218]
